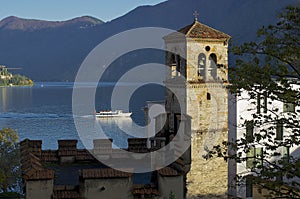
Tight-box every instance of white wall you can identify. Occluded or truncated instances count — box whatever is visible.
[229,84,300,198]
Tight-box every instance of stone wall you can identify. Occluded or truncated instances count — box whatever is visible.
[81,178,133,199]
[186,40,229,83]
[186,84,228,133]
[26,180,53,199]
[187,131,228,199]
[158,175,184,199]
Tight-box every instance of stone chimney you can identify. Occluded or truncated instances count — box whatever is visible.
[93,139,113,160]
[128,138,148,153]
[58,140,78,163]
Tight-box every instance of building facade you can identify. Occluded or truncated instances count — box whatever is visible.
[228,83,300,198]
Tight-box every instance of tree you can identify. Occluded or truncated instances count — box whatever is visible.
[205,6,300,198]
[0,128,21,193]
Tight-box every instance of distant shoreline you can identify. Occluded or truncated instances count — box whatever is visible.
[0,84,34,88]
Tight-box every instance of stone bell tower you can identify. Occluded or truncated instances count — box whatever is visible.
[164,14,231,197]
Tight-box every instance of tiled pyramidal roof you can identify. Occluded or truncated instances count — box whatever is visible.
[178,20,230,39]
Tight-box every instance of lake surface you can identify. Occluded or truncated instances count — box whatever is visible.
[0,82,164,149]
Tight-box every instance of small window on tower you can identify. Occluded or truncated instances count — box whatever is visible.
[207,93,211,100]
[205,46,211,52]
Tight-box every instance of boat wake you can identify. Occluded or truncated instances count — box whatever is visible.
[0,112,73,119]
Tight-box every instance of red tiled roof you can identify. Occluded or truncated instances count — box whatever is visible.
[21,152,44,179]
[23,169,54,180]
[81,168,133,179]
[178,20,230,39]
[20,143,55,181]
[133,188,159,195]
[53,190,80,199]
[164,20,230,41]
[21,153,43,168]
[20,139,42,157]
[157,167,180,176]
[76,149,95,161]
[58,150,77,156]
[133,184,159,196]
[41,150,59,162]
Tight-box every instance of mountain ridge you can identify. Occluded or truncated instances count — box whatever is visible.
[0,0,298,81]
[0,15,104,31]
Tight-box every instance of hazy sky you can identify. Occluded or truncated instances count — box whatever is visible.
[0,0,166,22]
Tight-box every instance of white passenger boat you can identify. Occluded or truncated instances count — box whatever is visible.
[95,110,132,118]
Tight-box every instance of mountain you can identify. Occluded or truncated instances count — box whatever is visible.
[0,16,103,31]
[0,0,298,81]
[0,16,105,81]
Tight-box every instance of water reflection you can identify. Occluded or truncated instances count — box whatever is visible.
[0,82,163,149]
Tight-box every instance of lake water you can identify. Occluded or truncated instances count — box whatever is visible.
[0,82,164,149]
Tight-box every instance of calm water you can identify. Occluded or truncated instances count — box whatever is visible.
[0,82,164,149]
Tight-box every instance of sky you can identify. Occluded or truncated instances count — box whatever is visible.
[0,0,166,22]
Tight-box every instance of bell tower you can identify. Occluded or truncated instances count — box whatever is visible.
[164,15,231,197]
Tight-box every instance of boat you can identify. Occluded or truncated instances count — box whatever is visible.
[95,110,132,118]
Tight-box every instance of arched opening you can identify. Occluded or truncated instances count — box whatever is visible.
[198,53,206,78]
[209,53,217,79]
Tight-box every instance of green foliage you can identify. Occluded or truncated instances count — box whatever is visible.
[0,191,22,198]
[0,128,21,193]
[9,74,33,86]
[205,6,300,198]
[169,191,176,199]
[0,67,33,86]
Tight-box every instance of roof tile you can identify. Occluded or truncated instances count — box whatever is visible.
[157,167,180,176]
[132,184,159,196]
[178,21,230,39]
[53,190,80,199]
[81,168,132,179]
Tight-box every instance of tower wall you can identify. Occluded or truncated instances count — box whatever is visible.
[185,40,229,198]
[164,27,230,197]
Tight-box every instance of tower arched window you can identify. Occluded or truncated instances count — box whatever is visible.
[198,53,206,78]
[209,53,217,79]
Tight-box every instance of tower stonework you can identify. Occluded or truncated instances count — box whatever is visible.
[164,19,230,198]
